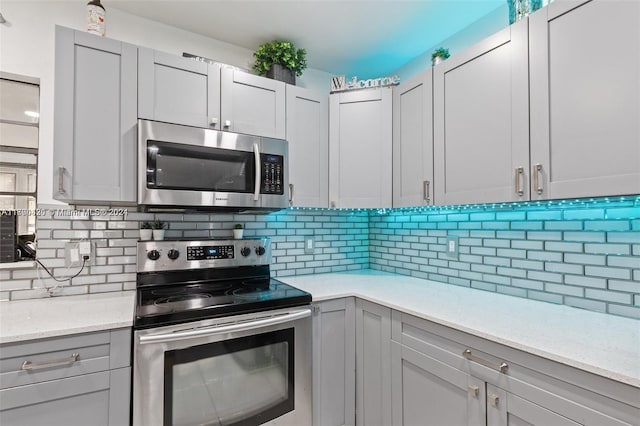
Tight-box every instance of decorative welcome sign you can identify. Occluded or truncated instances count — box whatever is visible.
[330,74,400,93]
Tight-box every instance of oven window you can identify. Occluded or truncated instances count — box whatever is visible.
[164,328,294,426]
[147,140,254,192]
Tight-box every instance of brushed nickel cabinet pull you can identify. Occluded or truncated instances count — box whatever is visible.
[210,117,219,127]
[463,349,508,373]
[223,120,231,128]
[22,353,79,371]
[533,163,543,195]
[467,385,479,398]
[58,166,66,194]
[514,166,524,196]
[423,180,431,204]
[289,183,294,205]
[489,394,500,407]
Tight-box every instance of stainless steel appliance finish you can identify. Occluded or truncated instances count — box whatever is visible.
[133,238,312,426]
[133,307,312,426]
[138,119,289,211]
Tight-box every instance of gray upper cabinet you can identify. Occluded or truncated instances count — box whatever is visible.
[393,69,434,207]
[138,48,220,129]
[138,50,285,139]
[355,299,392,426]
[434,19,530,205]
[221,68,286,139]
[53,26,137,204]
[529,0,640,200]
[312,298,355,426]
[286,85,329,207]
[329,88,393,208]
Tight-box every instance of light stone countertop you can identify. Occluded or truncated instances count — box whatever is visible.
[278,269,640,388]
[0,291,136,344]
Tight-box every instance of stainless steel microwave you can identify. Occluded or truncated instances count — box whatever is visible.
[138,120,289,211]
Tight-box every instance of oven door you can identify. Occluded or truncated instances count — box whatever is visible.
[133,307,311,426]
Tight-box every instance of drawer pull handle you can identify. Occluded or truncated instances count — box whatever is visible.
[489,394,500,407]
[463,349,508,374]
[21,353,79,371]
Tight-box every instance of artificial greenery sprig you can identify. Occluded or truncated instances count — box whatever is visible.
[253,41,307,77]
[431,47,451,61]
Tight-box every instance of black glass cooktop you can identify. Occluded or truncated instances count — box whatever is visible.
[135,266,311,329]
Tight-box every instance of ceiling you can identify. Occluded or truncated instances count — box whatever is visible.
[110,0,505,78]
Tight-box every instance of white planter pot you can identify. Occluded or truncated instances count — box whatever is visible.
[153,229,165,241]
[139,229,153,241]
[232,229,244,239]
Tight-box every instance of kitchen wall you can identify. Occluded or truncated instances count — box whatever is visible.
[369,197,640,319]
[0,207,369,300]
[0,1,332,206]
[2,197,638,320]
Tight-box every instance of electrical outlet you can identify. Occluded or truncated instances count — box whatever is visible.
[446,236,459,258]
[304,236,315,254]
[65,240,94,267]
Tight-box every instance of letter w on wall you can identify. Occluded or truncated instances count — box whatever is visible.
[331,75,346,92]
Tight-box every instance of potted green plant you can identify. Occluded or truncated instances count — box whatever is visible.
[431,47,450,66]
[252,40,307,85]
[232,223,244,239]
[152,220,166,241]
[140,221,153,241]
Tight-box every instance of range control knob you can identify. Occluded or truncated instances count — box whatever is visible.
[167,249,180,260]
[147,250,160,261]
[255,246,266,256]
[240,247,251,257]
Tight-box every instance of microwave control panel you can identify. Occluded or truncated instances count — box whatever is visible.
[260,154,284,195]
[187,245,235,260]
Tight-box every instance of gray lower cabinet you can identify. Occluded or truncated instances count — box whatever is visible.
[391,310,639,426]
[312,298,356,426]
[355,299,392,426]
[53,26,137,204]
[0,328,132,426]
[529,0,640,200]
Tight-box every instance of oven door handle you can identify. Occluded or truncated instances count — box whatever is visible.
[138,308,311,344]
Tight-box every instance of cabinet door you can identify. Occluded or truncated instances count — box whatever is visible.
[393,69,434,207]
[487,385,581,426]
[286,86,329,208]
[312,298,356,426]
[434,19,529,205]
[355,299,392,426]
[329,88,393,208]
[53,26,137,203]
[0,369,129,426]
[529,0,640,199]
[220,68,286,139]
[138,48,221,129]
[391,342,485,426]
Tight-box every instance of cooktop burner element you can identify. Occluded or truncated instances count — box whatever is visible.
[135,238,311,329]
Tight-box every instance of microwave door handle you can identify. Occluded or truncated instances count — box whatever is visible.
[253,143,260,202]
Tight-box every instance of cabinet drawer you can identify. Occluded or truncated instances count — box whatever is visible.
[0,370,111,426]
[0,328,131,389]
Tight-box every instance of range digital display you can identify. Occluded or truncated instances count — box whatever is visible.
[187,245,234,260]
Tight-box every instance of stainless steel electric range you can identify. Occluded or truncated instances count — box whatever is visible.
[132,238,312,426]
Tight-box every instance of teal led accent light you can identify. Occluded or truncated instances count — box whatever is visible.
[288,195,640,217]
